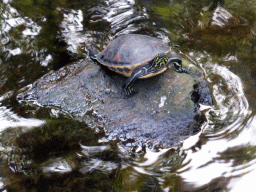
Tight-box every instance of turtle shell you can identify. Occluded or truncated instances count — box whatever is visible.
[96,34,172,77]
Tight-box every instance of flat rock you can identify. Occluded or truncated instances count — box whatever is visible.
[18,57,212,148]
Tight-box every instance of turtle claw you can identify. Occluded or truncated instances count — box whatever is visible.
[123,87,135,98]
[179,67,188,74]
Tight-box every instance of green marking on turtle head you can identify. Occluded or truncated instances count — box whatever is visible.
[153,53,169,68]
[166,52,186,73]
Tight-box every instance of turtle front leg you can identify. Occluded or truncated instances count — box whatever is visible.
[122,67,148,97]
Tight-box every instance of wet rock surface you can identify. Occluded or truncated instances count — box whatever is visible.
[18,57,212,148]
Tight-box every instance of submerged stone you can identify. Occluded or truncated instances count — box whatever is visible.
[18,56,212,148]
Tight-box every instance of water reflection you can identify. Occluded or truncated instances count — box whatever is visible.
[123,51,253,190]
[60,9,85,54]
[228,118,256,192]
[206,64,250,134]
[42,157,73,173]
[103,0,148,35]
[0,105,45,133]
[178,117,256,190]
[176,60,253,190]
[211,5,233,27]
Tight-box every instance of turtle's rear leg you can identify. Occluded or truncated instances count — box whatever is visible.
[122,77,137,97]
[123,85,136,97]
[122,67,148,97]
[87,46,99,61]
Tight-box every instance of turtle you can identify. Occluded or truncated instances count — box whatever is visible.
[87,34,186,96]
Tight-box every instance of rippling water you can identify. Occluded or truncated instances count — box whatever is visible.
[1,0,256,191]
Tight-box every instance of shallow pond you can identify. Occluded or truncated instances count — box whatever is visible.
[1,0,256,191]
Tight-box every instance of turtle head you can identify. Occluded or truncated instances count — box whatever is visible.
[167,52,187,73]
[152,53,169,68]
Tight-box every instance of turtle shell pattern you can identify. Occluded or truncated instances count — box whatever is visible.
[96,34,172,78]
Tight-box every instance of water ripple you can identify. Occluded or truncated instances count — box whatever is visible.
[126,57,253,190]
[175,59,253,189]
[0,106,45,133]
[206,64,250,135]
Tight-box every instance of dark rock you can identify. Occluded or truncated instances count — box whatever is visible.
[17,57,212,148]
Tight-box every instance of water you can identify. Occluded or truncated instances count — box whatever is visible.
[1,0,256,191]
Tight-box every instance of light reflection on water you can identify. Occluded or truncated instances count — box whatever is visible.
[128,60,253,190]
[175,63,253,190]
[42,157,73,174]
[104,0,148,35]
[179,117,256,190]
[0,106,45,133]
[228,117,256,191]
[205,64,250,134]
[60,9,85,54]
